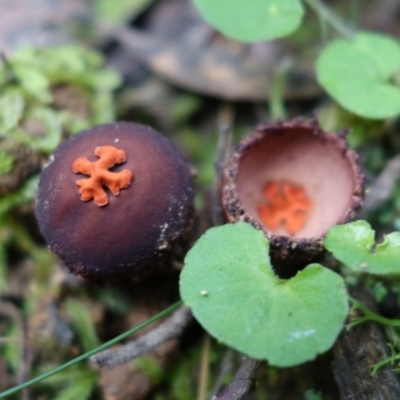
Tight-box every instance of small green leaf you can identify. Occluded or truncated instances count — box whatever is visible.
[87,70,121,91]
[40,366,97,400]
[325,220,400,275]
[65,299,100,353]
[316,32,400,119]
[27,108,63,153]
[95,0,152,23]
[52,374,96,400]
[135,356,163,384]
[0,228,8,295]
[353,33,400,80]
[0,175,39,216]
[1,325,20,373]
[11,48,38,64]
[13,65,51,102]
[180,223,348,367]
[191,0,304,43]
[0,148,15,176]
[90,92,116,124]
[12,108,62,153]
[304,388,324,400]
[0,89,25,131]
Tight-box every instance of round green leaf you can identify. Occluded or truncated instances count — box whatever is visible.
[316,32,400,119]
[180,223,348,367]
[191,0,304,43]
[325,220,400,275]
[353,33,400,80]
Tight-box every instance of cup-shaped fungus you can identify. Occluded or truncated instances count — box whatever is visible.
[36,122,194,283]
[221,117,364,275]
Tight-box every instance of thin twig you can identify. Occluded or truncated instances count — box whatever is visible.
[211,104,262,400]
[269,57,293,121]
[212,356,261,400]
[197,334,211,400]
[90,305,192,368]
[0,301,182,398]
[304,0,355,39]
[211,349,234,397]
[360,154,400,216]
[212,103,233,226]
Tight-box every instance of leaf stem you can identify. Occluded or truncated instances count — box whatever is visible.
[371,355,400,375]
[0,300,182,398]
[371,344,400,375]
[197,333,211,400]
[347,295,400,329]
[303,0,355,40]
[269,57,293,121]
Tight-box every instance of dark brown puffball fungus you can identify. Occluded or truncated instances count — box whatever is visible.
[36,122,194,282]
[221,117,365,273]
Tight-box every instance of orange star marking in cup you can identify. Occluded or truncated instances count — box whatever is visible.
[258,181,313,234]
[72,146,133,206]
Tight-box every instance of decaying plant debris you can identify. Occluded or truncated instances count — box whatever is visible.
[2,0,400,399]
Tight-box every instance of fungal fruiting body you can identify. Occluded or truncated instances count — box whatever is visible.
[36,122,194,282]
[72,146,133,206]
[258,180,313,235]
[221,117,365,272]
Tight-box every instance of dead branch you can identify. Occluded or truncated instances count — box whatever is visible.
[333,286,400,399]
[361,154,400,216]
[90,305,192,368]
[212,356,262,400]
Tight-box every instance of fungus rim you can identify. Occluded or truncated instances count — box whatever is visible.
[221,116,365,263]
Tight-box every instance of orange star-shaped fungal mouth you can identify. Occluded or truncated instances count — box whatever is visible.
[72,146,133,206]
[257,181,313,235]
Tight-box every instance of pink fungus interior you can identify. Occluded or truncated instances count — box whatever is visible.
[236,128,355,238]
